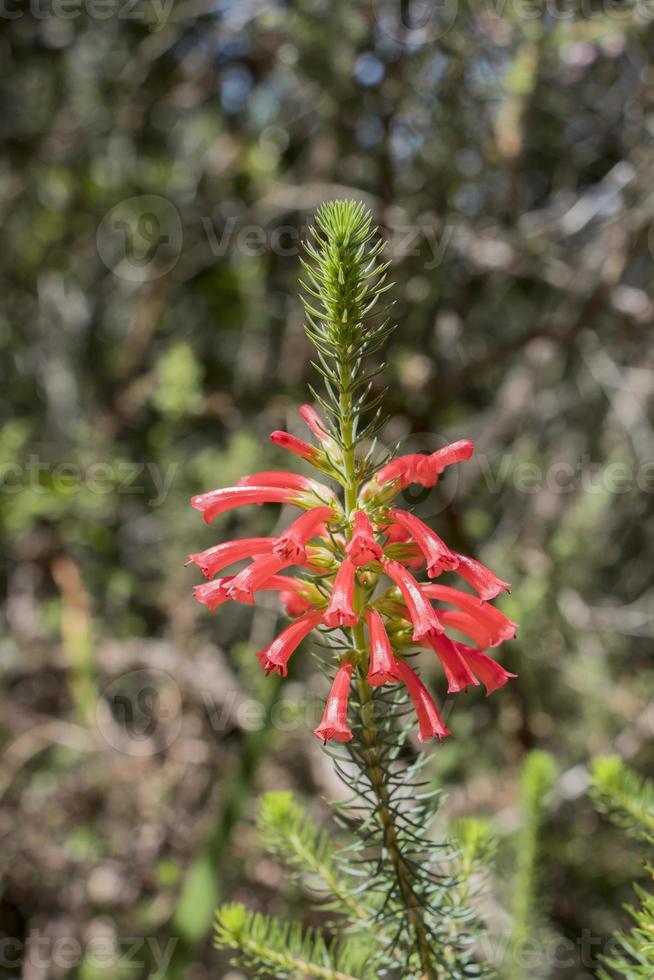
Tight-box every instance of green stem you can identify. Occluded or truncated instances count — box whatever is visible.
[338,356,437,980]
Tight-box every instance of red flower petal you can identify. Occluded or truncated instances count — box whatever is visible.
[365,608,400,686]
[273,505,334,563]
[425,634,480,693]
[346,510,383,567]
[457,644,517,695]
[186,537,273,579]
[448,552,511,600]
[256,609,323,677]
[394,659,451,742]
[191,485,302,524]
[388,509,458,575]
[270,430,320,462]
[383,559,443,641]
[324,558,359,628]
[313,659,354,743]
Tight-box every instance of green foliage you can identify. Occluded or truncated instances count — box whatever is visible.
[257,791,372,923]
[217,790,494,979]
[588,758,654,979]
[589,755,654,845]
[331,682,493,979]
[214,903,376,980]
[506,751,558,980]
[301,199,395,467]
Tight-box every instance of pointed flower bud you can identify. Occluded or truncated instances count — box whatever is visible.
[299,404,338,451]
[313,658,354,743]
[388,508,458,574]
[186,538,273,579]
[365,608,400,686]
[273,506,334,563]
[270,430,321,462]
[346,510,383,567]
[394,659,451,742]
[324,558,359,627]
[457,644,517,695]
[256,609,324,677]
[383,559,443,641]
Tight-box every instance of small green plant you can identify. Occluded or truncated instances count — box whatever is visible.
[589,756,654,979]
[215,791,495,978]
[506,751,558,980]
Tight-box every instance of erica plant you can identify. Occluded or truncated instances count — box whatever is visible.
[190,201,518,978]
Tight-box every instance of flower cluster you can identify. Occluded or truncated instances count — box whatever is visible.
[189,405,517,745]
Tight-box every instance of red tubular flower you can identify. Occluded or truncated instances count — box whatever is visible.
[194,573,305,612]
[346,510,383,567]
[273,506,334,563]
[226,554,291,604]
[423,584,518,644]
[313,659,354,743]
[365,608,400,686]
[438,609,495,650]
[425,634,479,693]
[324,558,359,627]
[186,538,273,579]
[270,430,320,462]
[449,552,511,600]
[299,404,337,450]
[375,439,474,490]
[193,577,234,612]
[191,485,304,524]
[383,559,443,641]
[237,471,336,502]
[457,644,517,695]
[388,508,458,575]
[375,453,426,489]
[414,439,474,486]
[394,659,451,742]
[256,609,324,677]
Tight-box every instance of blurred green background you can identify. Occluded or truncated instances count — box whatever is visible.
[1,2,653,978]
